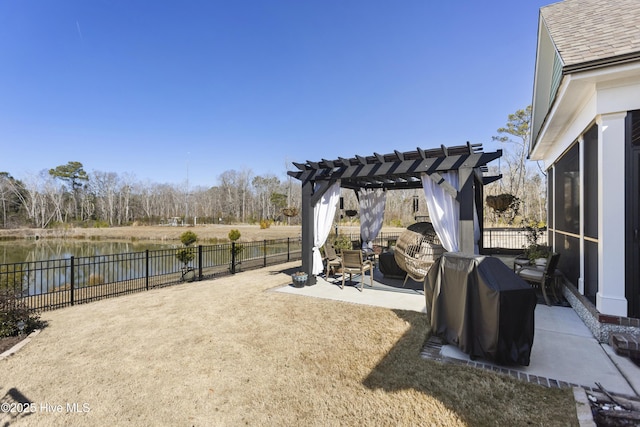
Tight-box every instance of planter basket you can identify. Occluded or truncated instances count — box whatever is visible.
[486,194,517,213]
[291,273,308,287]
[283,207,299,217]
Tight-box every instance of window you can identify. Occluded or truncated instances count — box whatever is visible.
[584,125,598,239]
[547,166,554,230]
[632,109,640,146]
[554,144,580,235]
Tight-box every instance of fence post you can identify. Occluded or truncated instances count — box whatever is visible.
[231,242,236,274]
[70,256,75,306]
[198,245,203,280]
[287,237,290,262]
[263,240,267,267]
[145,250,149,291]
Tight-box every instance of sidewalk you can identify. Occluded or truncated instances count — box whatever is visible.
[275,270,640,397]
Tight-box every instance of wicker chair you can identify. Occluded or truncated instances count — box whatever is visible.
[393,222,444,286]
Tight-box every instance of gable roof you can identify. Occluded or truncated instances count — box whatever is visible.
[541,0,640,70]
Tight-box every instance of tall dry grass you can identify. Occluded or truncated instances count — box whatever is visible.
[1,262,577,426]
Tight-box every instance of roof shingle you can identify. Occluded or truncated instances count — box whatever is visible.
[541,0,640,66]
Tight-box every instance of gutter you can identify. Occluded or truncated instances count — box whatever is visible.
[563,51,640,74]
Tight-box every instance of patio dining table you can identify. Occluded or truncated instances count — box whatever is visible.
[425,252,537,366]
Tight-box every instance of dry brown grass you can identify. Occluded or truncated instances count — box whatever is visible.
[0,224,405,244]
[1,261,578,426]
[0,224,305,243]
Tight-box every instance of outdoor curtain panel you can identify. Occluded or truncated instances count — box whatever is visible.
[312,181,340,275]
[358,188,386,250]
[422,172,460,252]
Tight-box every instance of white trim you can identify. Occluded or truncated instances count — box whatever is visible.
[596,112,628,316]
[532,60,640,164]
[578,135,585,295]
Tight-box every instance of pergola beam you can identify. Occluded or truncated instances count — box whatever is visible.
[289,151,502,184]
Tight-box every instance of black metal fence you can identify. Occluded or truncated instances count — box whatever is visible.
[0,228,537,313]
[0,237,301,312]
[336,232,401,250]
[340,228,545,252]
[482,227,547,252]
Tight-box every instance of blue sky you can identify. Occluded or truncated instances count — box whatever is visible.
[0,0,549,188]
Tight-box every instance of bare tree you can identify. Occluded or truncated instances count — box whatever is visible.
[0,173,22,228]
[91,171,120,225]
[487,105,546,226]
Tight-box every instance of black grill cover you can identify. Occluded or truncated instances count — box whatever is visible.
[425,252,536,366]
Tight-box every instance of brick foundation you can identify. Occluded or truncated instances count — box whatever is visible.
[610,333,640,361]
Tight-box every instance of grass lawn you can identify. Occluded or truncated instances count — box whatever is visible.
[1,261,578,426]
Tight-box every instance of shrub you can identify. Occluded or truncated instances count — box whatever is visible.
[180,231,198,247]
[259,219,272,229]
[176,231,198,268]
[390,219,403,228]
[231,244,244,257]
[0,292,45,338]
[228,229,241,242]
[176,248,195,267]
[331,234,353,252]
[0,265,22,294]
[203,237,221,244]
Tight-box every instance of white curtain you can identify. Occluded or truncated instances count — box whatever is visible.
[313,181,340,275]
[358,188,386,250]
[422,172,459,252]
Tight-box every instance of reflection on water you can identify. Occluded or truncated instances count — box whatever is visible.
[0,240,184,297]
[1,239,296,298]
[0,240,179,265]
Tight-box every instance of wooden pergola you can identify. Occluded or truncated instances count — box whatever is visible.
[287,143,502,285]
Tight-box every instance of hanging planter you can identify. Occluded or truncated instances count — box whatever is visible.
[282,207,299,217]
[345,209,358,217]
[486,194,517,213]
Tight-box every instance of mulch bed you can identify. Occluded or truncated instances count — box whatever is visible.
[0,336,25,354]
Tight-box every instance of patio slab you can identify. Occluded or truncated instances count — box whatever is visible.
[275,271,427,312]
[275,268,640,396]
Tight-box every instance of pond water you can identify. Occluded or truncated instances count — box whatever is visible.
[0,240,179,265]
[0,238,298,298]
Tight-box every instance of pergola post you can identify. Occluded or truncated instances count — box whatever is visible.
[301,179,316,286]
[475,172,485,254]
[458,167,476,254]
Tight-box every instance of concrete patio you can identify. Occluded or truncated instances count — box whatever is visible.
[275,262,640,397]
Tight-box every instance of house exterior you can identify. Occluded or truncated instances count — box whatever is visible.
[531,0,640,321]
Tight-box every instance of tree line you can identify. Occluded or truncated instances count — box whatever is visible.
[0,165,429,229]
[0,107,545,230]
[0,166,304,229]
